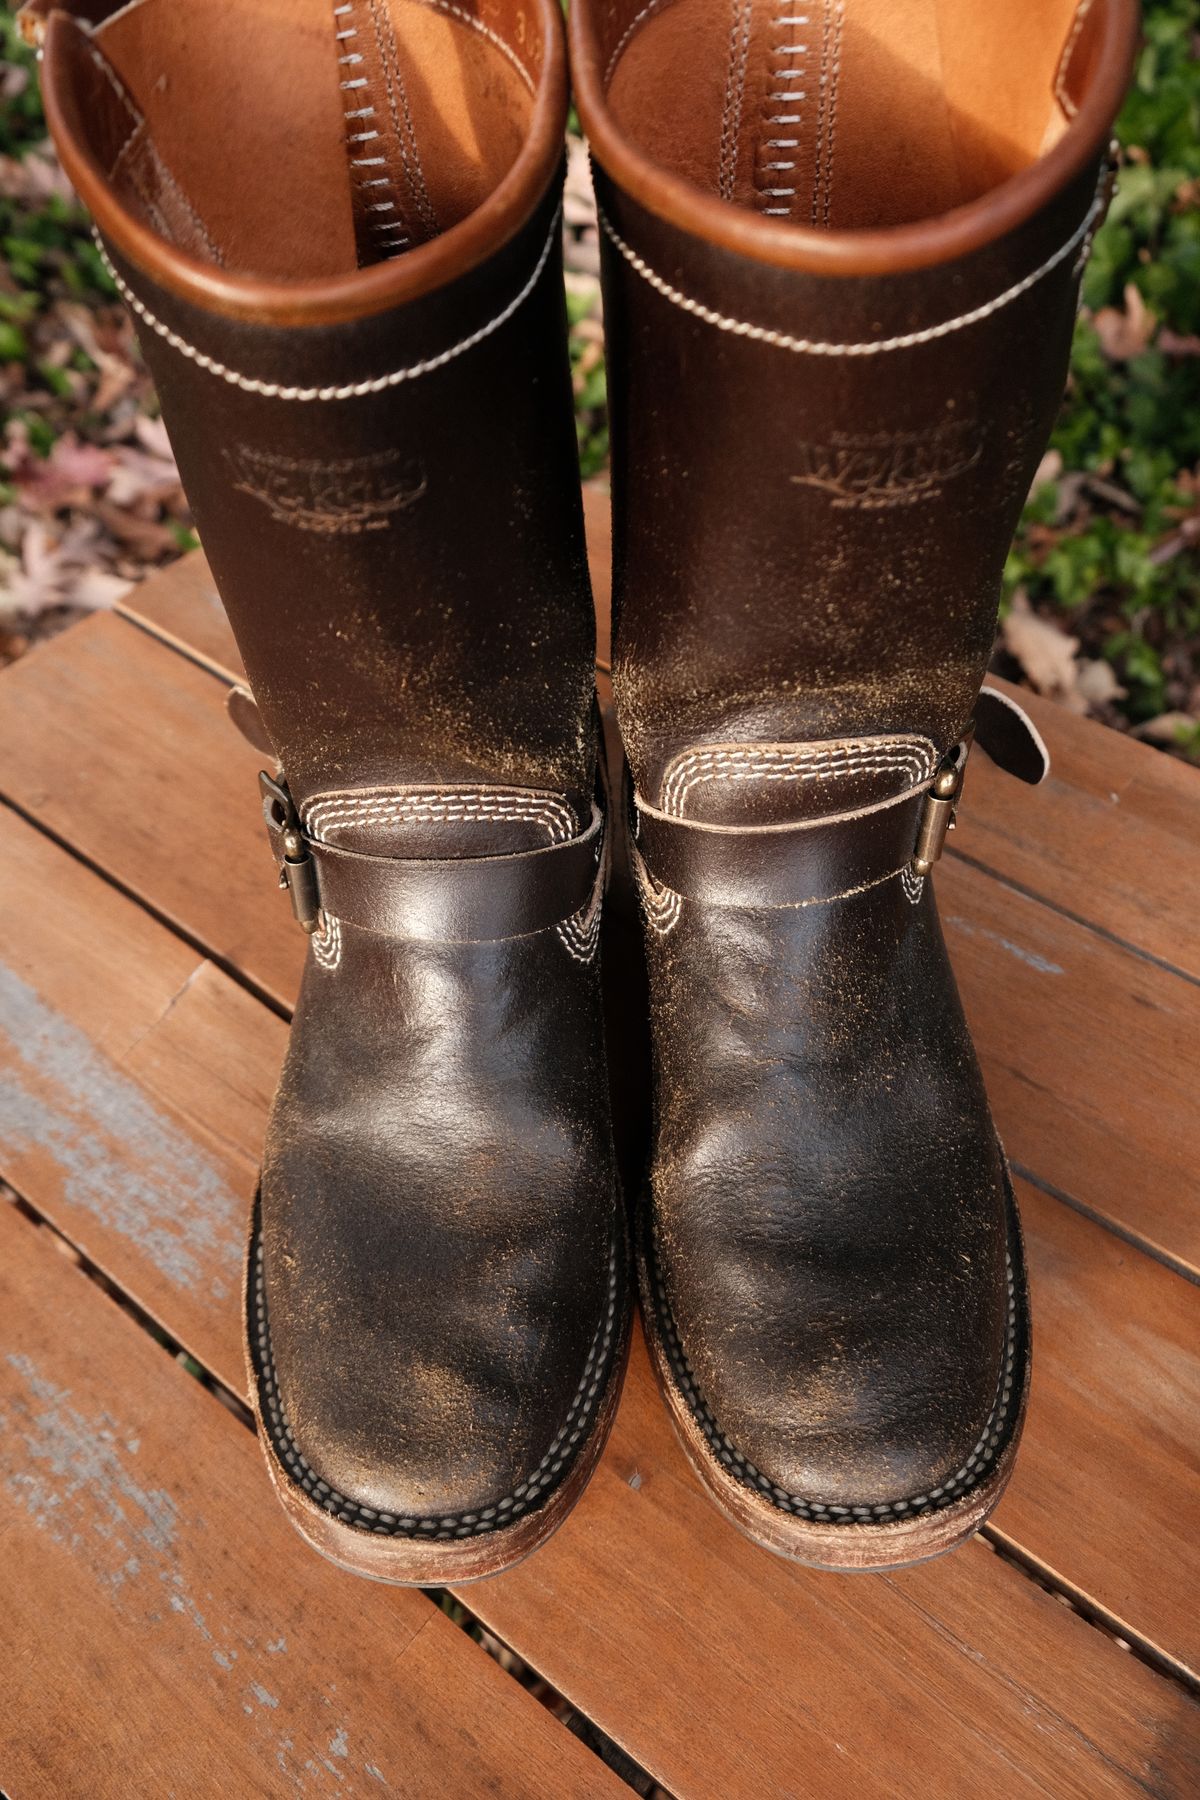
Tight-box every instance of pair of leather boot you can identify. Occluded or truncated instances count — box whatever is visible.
[31,0,1135,1580]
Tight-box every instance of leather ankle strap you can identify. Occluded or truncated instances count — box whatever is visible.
[633,686,1047,912]
[261,772,604,943]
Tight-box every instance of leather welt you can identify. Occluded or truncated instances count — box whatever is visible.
[223,445,427,533]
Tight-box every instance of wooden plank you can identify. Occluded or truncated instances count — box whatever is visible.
[0,804,275,1388]
[0,1199,626,1800]
[0,611,304,1010]
[3,806,1199,1780]
[486,1335,1200,1800]
[583,482,612,671]
[999,1177,1200,1668]
[2,608,1193,1272]
[941,855,1200,1272]
[954,677,1200,984]
[118,549,243,684]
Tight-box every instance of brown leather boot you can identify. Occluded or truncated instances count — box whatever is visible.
[571,0,1137,1568]
[31,0,630,1583]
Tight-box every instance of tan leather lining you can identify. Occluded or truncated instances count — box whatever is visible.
[79,0,533,279]
[571,0,1137,272]
[606,0,1092,232]
[36,0,563,318]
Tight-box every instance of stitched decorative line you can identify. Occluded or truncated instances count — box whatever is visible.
[304,787,576,844]
[311,912,343,972]
[558,895,603,964]
[1054,0,1095,120]
[92,209,560,401]
[335,0,411,261]
[632,844,682,937]
[757,11,807,218]
[899,865,926,907]
[660,738,937,817]
[647,1214,1020,1524]
[420,0,536,90]
[366,0,439,242]
[300,784,593,965]
[598,186,1105,356]
[603,0,673,83]
[718,0,754,204]
[250,1222,621,1538]
[664,755,935,814]
[817,0,843,226]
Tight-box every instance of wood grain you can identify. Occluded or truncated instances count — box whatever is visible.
[0,804,275,1386]
[940,854,1200,1271]
[2,804,1199,1783]
[0,611,304,1009]
[0,1198,626,1800]
[953,676,1200,983]
[118,549,243,684]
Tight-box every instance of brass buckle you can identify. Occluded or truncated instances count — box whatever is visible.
[912,726,974,877]
[259,770,320,934]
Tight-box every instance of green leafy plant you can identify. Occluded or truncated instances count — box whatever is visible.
[1004,0,1200,741]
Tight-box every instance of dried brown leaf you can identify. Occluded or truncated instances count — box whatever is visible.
[1133,711,1198,745]
[1001,593,1087,711]
[1091,283,1156,360]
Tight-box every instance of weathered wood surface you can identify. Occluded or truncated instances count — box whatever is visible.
[3,515,1199,1795]
[3,812,1199,1796]
[0,1198,627,1800]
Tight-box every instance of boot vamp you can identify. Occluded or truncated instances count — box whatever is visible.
[260,921,618,1519]
[650,877,1011,1508]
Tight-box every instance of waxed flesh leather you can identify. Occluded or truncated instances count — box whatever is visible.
[573,0,1135,1539]
[34,0,629,1560]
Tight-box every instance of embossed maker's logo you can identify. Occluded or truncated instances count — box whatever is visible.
[791,419,983,509]
[224,446,426,533]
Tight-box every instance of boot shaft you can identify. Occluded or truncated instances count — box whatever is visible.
[33,0,596,813]
[572,0,1138,798]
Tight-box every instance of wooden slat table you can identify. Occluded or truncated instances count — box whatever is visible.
[1,498,1198,1797]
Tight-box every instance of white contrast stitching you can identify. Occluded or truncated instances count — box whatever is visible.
[759,7,807,219]
[597,187,1104,356]
[660,738,937,816]
[718,0,754,205]
[1054,0,1095,119]
[366,0,438,242]
[305,788,576,843]
[900,865,925,906]
[311,912,343,971]
[603,0,672,83]
[92,211,559,400]
[301,785,594,966]
[632,844,682,937]
[418,0,536,90]
[337,0,411,264]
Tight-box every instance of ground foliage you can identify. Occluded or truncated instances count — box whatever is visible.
[2,5,1197,758]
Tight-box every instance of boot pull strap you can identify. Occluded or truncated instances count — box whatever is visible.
[913,686,1048,874]
[259,772,605,945]
[634,685,1048,910]
[974,685,1050,786]
[227,683,276,758]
